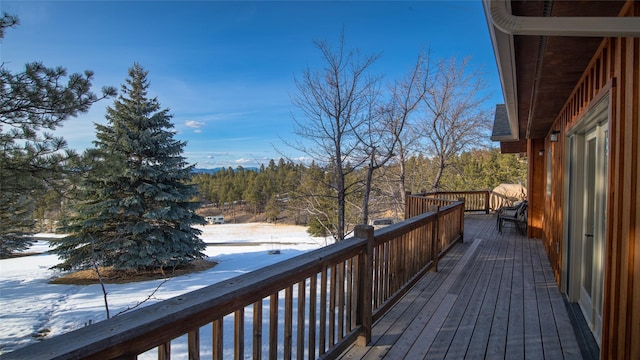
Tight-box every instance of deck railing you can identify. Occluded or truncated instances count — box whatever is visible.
[408,190,491,214]
[5,196,464,360]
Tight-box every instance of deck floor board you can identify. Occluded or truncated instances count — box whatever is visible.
[338,214,582,360]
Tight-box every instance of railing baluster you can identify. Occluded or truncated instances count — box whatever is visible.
[400,234,406,286]
[188,330,200,360]
[382,244,388,306]
[158,342,170,360]
[269,293,278,360]
[234,309,244,360]
[432,208,438,272]
[319,268,327,355]
[349,257,357,331]
[392,235,399,293]
[425,223,431,265]
[337,261,345,340]
[297,279,306,360]
[212,319,223,360]
[284,286,293,360]
[253,300,262,360]
[372,246,378,308]
[345,258,352,333]
[308,275,317,360]
[329,264,337,346]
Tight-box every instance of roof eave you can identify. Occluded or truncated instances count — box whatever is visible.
[483,0,640,146]
[483,0,520,142]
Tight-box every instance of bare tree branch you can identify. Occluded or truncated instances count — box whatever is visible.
[287,30,381,240]
[419,56,492,191]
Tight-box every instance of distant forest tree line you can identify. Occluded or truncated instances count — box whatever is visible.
[192,148,526,234]
[31,149,526,239]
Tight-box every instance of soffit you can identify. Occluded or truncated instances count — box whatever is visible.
[510,0,626,140]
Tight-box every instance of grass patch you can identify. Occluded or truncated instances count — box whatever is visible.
[50,259,217,285]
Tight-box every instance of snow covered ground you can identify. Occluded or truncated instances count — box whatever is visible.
[0,223,332,357]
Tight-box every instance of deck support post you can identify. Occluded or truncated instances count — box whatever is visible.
[355,225,374,346]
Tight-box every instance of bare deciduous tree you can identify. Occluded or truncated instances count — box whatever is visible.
[288,32,381,240]
[419,56,492,191]
[355,50,429,224]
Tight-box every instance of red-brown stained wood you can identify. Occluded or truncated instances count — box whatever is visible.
[339,215,582,360]
[632,33,640,360]
[329,264,337,347]
[296,280,305,360]
[355,225,373,346]
[269,293,278,360]
[372,244,381,308]
[234,310,243,360]
[337,262,345,340]
[284,287,292,360]
[535,3,640,356]
[188,330,199,360]
[158,342,170,360]
[212,319,223,360]
[319,268,327,355]
[253,300,262,360]
[345,258,353,332]
[308,275,317,360]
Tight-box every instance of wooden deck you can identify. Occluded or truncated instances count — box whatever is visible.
[339,214,583,360]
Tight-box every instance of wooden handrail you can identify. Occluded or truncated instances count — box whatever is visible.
[409,190,491,214]
[4,197,465,360]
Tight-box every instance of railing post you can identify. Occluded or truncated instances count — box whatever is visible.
[432,206,440,272]
[355,224,374,346]
[458,197,465,243]
[404,191,412,220]
[485,190,490,214]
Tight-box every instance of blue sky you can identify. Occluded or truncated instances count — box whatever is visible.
[2,1,502,169]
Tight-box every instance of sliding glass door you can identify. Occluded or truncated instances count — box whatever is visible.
[566,97,608,346]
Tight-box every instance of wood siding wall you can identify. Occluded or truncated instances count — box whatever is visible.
[538,2,639,358]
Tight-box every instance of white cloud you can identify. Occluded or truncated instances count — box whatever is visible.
[185,120,205,128]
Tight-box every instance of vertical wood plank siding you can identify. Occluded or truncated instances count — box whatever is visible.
[540,2,639,357]
[528,138,545,241]
[5,196,464,360]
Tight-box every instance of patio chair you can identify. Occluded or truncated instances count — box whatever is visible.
[497,200,528,235]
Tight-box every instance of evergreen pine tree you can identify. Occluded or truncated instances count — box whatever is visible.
[53,63,206,271]
[0,13,116,256]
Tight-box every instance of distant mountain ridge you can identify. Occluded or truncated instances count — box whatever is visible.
[192,167,259,174]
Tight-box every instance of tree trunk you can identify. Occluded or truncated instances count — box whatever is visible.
[336,157,346,241]
[432,156,446,191]
[362,157,375,226]
[397,142,407,214]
